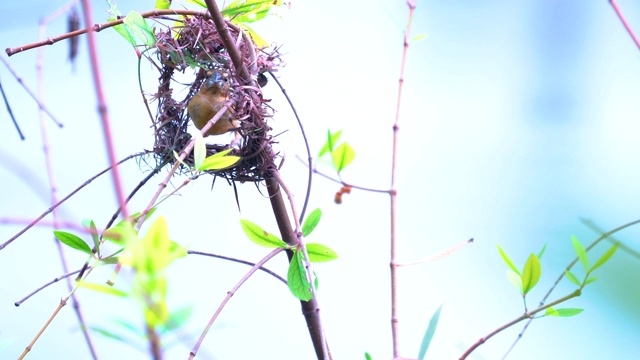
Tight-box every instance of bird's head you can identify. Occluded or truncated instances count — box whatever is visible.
[203,70,229,92]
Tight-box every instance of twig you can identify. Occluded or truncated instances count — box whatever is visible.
[395,238,473,267]
[188,248,284,359]
[268,72,313,222]
[460,290,582,360]
[390,1,416,358]
[296,155,391,194]
[15,269,82,306]
[610,0,640,50]
[501,217,640,358]
[0,77,24,139]
[188,250,287,285]
[0,153,145,251]
[1,54,63,128]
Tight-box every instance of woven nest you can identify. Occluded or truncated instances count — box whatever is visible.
[150,14,281,182]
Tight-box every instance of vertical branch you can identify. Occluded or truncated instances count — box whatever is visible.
[202,1,329,358]
[79,0,129,220]
[390,1,416,358]
[36,1,98,358]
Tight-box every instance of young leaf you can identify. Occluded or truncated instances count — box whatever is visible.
[287,250,312,301]
[506,269,523,293]
[571,235,589,271]
[193,131,205,170]
[545,307,559,316]
[564,270,581,286]
[418,305,442,360]
[521,253,541,295]
[306,243,338,262]
[550,308,584,317]
[240,219,288,248]
[318,129,342,157]
[497,245,521,276]
[198,150,240,171]
[302,208,322,237]
[537,242,548,259]
[54,231,93,255]
[81,219,100,256]
[155,0,171,9]
[332,142,355,173]
[79,282,128,297]
[123,11,156,47]
[364,352,372,360]
[584,276,598,286]
[590,242,619,273]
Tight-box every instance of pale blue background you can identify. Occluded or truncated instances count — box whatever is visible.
[1,1,640,359]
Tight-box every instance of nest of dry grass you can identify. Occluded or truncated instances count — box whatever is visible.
[150,14,281,182]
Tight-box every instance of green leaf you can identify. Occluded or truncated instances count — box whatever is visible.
[565,270,581,286]
[193,131,205,170]
[521,253,541,295]
[418,305,442,359]
[411,34,427,42]
[545,307,559,316]
[81,219,100,256]
[54,231,93,255]
[302,208,322,237]
[222,0,280,23]
[318,129,342,157]
[590,242,619,273]
[571,235,589,271]
[155,0,171,9]
[547,308,584,317]
[537,242,548,259]
[240,219,288,248]
[90,326,127,342]
[306,243,338,262]
[506,269,523,293]
[332,142,355,173]
[197,149,240,171]
[162,306,194,332]
[497,245,521,276]
[364,352,372,360]
[186,0,206,8]
[287,250,312,301]
[123,11,156,47]
[584,276,598,285]
[100,256,120,265]
[79,282,128,297]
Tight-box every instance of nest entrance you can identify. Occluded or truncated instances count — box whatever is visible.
[150,15,280,182]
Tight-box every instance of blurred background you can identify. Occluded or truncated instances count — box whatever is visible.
[1,0,639,359]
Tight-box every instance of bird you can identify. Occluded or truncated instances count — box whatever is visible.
[187,71,238,137]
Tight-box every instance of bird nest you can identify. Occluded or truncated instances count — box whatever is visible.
[150,14,281,182]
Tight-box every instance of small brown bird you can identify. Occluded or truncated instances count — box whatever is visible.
[187,71,237,137]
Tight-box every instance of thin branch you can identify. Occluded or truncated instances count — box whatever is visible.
[0,77,24,139]
[460,290,582,360]
[0,153,145,251]
[188,250,287,285]
[296,155,391,194]
[610,0,640,51]
[395,238,473,267]
[268,72,313,222]
[15,269,82,306]
[502,217,640,358]
[188,248,284,359]
[390,2,416,358]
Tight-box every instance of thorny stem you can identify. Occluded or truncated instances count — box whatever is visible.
[390,1,416,358]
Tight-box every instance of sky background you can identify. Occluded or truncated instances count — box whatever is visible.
[1,0,640,359]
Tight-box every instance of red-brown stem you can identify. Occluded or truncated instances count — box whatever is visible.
[610,0,640,50]
[36,1,97,358]
[390,1,416,358]
[80,0,129,222]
